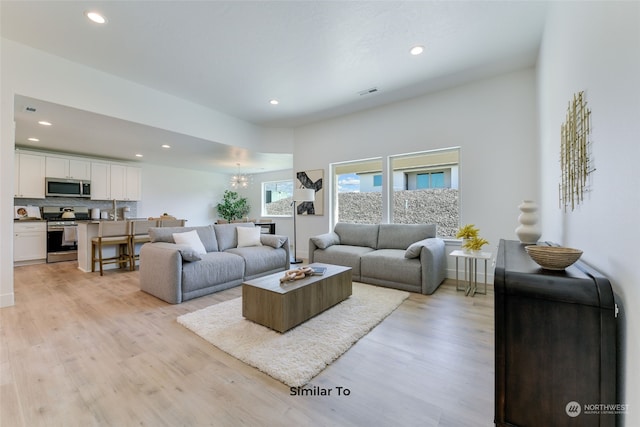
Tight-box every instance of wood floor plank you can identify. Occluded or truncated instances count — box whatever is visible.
[1,261,495,426]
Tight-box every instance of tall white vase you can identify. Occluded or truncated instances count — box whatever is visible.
[515,200,541,244]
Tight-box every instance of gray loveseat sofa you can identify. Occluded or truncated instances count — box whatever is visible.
[309,223,446,294]
[140,223,289,303]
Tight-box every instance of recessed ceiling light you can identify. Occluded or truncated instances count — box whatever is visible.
[161,144,171,149]
[269,99,279,105]
[27,137,40,142]
[410,45,425,56]
[135,153,143,158]
[38,121,52,126]
[85,11,107,24]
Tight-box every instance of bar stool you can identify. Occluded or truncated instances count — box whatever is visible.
[91,221,132,276]
[129,219,158,270]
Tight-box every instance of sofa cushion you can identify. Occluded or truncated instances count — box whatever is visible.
[173,230,207,255]
[237,226,262,248]
[310,232,340,249]
[181,252,244,294]
[311,244,375,279]
[377,223,437,250]
[361,249,422,287]
[226,246,288,278]
[334,223,379,248]
[214,223,255,251]
[149,225,219,252]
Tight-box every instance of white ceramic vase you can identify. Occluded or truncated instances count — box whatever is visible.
[515,200,541,244]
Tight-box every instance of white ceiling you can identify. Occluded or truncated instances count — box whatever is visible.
[2,1,549,173]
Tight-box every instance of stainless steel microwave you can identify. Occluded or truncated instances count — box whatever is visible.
[45,178,91,198]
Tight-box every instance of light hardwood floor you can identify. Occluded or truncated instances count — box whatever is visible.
[1,262,495,427]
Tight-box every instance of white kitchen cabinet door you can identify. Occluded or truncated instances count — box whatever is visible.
[124,166,142,201]
[109,164,126,200]
[45,156,68,178]
[91,162,110,200]
[15,153,46,198]
[46,157,91,180]
[68,159,91,180]
[14,222,46,263]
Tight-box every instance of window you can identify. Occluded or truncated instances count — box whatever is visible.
[416,172,445,189]
[334,158,383,224]
[392,148,459,237]
[262,180,293,216]
[331,148,459,237]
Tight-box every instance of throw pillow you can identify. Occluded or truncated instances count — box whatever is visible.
[173,230,207,255]
[261,234,287,249]
[174,244,203,262]
[405,242,424,259]
[310,232,340,249]
[237,226,263,248]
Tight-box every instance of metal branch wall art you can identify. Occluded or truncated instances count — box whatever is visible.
[559,91,595,211]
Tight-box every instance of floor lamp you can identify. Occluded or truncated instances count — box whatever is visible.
[291,188,315,264]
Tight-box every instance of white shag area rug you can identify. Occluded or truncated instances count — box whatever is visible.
[177,282,409,387]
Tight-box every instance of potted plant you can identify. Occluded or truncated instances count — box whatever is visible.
[456,224,489,253]
[216,190,250,222]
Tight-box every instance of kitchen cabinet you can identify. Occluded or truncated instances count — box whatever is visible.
[14,152,46,198]
[46,156,91,180]
[91,162,141,201]
[14,221,46,265]
[91,162,110,200]
[110,164,141,201]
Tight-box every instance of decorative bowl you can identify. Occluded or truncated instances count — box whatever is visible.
[525,245,583,270]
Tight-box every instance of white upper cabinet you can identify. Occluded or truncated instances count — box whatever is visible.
[91,162,141,201]
[46,156,91,180]
[90,162,110,200]
[124,166,142,201]
[15,150,142,201]
[15,152,46,198]
[110,164,141,201]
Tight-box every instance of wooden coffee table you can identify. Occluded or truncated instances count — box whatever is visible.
[242,263,352,332]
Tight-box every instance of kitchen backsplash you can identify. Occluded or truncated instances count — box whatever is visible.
[15,197,138,218]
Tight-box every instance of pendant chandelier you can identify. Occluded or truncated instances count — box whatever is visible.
[230,163,251,189]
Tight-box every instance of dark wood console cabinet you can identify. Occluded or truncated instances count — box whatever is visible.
[494,240,617,427]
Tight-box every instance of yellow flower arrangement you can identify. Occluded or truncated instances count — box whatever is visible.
[456,224,479,239]
[463,236,490,252]
[457,224,489,252]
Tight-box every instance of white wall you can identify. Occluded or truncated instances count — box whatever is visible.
[0,39,291,306]
[293,68,540,264]
[138,164,229,226]
[538,2,640,423]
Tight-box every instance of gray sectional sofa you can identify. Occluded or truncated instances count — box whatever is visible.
[309,223,446,294]
[139,223,289,303]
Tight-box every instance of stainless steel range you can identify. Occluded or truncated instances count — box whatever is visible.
[42,206,89,263]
